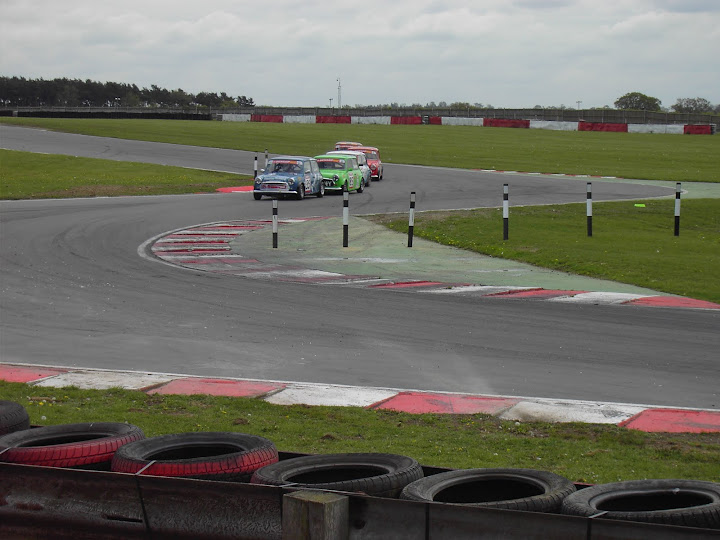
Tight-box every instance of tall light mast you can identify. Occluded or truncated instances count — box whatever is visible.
[337,78,342,110]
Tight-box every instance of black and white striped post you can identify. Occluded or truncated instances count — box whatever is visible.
[586,182,593,237]
[408,191,416,247]
[674,182,681,236]
[264,148,269,169]
[342,183,349,247]
[253,153,258,179]
[502,184,509,240]
[272,199,278,248]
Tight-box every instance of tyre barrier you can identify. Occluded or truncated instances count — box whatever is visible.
[251,452,423,498]
[110,432,279,481]
[561,478,720,529]
[0,422,144,469]
[0,400,30,435]
[400,468,576,512]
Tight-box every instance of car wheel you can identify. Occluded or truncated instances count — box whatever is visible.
[253,193,262,200]
[357,179,364,193]
[317,183,325,198]
[296,185,305,200]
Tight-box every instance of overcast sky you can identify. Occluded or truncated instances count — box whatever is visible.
[1,0,718,109]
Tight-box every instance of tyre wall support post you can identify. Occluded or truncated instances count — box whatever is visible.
[408,191,416,247]
[282,490,349,540]
[342,185,349,247]
[272,199,278,249]
[502,184,509,241]
[674,182,681,236]
[586,182,593,237]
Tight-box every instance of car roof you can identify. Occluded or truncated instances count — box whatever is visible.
[327,150,366,157]
[269,155,314,161]
[315,154,350,159]
[349,146,379,152]
[335,141,362,145]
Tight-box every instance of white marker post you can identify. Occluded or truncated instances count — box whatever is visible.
[264,148,269,169]
[408,192,416,247]
[503,184,509,240]
[674,182,681,236]
[272,199,278,248]
[587,182,593,237]
[342,184,349,247]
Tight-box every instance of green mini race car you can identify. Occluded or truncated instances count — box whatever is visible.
[314,154,365,193]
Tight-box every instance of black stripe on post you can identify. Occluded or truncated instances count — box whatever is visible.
[586,182,593,237]
[272,199,278,248]
[408,191,416,248]
[254,154,258,179]
[503,184,509,240]
[674,182,681,236]
[342,184,349,248]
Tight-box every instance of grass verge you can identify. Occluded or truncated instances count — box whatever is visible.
[2,117,719,182]
[1,381,719,484]
[0,149,251,199]
[367,199,720,303]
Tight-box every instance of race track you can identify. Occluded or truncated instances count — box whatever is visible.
[1,125,718,409]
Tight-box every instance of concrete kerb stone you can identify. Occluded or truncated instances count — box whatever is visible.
[3,363,718,432]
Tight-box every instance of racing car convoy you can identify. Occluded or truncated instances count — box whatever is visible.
[253,142,384,200]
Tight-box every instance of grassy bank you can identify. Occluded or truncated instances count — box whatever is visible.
[2,381,718,484]
[2,117,719,182]
[367,199,720,303]
[0,149,251,199]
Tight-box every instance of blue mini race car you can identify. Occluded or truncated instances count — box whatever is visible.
[253,156,325,200]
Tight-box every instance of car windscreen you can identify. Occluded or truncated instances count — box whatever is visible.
[268,160,302,173]
[317,159,346,170]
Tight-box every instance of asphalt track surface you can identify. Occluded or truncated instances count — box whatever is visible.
[1,125,718,411]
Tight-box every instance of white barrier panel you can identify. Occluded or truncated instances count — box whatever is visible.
[529,120,578,131]
[220,114,251,122]
[283,115,316,124]
[628,124,684,134]
[441,117,484,126]
[352,116,391,125]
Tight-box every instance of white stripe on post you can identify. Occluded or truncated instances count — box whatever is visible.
[254,154,258,178]
[587,182,593,237]
[342,186,349,247]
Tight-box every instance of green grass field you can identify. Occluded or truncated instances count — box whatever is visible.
[2,381,718,484]
[2,117,719,182]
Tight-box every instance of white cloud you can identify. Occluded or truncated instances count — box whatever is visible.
[1,0,718,108]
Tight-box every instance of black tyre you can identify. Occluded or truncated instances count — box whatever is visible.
[111,432,278,482]
[561,479,720,529]
[251,452,423,498]
[401,468,576,513]
[0,400,31,435]
[0,422,144,468]
[317,183,325,198]
[253,192,262,200]
[357,179,364,193]
[296,184,305,200]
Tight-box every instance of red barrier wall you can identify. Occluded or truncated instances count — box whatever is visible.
[578,121,628,132]
[684,124,713,135]
[251,114,284,123]
[483,118,530,128]
[391,116,423,125]
[429,116,442,125]
[316,116,352,124]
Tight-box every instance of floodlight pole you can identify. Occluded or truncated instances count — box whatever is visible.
[337,78,342,110]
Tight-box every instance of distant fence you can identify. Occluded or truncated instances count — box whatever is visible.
[3,106,718,126]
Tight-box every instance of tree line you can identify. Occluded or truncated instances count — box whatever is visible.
[613,92,718,114]
[0,77,254,108]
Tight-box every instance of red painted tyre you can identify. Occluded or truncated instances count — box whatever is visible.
[111,432,278,482]
[251,453,423,498]
[0,400,31,435]
[0,422,144,468]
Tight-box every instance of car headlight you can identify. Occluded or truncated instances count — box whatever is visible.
[333,174,339,181]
